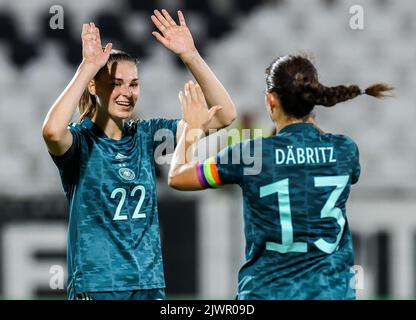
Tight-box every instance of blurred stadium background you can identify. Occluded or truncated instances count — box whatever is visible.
[0,0,415,300]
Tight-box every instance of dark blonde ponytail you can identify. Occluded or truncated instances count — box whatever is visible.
[78,89,97,122]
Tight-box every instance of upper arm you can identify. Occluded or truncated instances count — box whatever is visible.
[168,162,206,191]
[149,118,180,150]
[43,128,74,156]
[169,157,224,191]
[169,145,243,191]
[47,127,82,176]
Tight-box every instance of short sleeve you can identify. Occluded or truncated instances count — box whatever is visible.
[49,124,82,169]
[150,118,180,150]
[196,143,243,188]
[351,144,361,185]
[216,143,244,184]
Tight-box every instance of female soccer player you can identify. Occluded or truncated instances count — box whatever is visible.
[169,55,392,299]
[42,10,236,300]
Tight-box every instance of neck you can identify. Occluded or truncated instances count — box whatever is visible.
[92,111,124,140]
[274,116,308,133]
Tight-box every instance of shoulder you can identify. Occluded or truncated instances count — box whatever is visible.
[124,119,141,133]
[323,133,359,157]
[123,119,153,136]
[68,122,82,132]
[67,121,95,142]
[67,122,86,138]
[254,135,291,150]
[219,137,263,159]
[239,136,265,150]
[133,118,179,131]
[330,133,358,148]
[147,118,179,124]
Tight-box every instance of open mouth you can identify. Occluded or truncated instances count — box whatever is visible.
[115,101,132,107]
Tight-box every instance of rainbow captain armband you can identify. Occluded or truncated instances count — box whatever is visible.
[196,157,223,188]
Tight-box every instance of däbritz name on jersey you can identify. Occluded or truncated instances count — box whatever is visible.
[276,146,336,165]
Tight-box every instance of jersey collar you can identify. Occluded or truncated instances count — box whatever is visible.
[277,123,317,135]
[81,117,132,143]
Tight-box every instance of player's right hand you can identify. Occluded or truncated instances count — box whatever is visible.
[151,10,197,58]
[81,23,112,68]
[179,81,222,132]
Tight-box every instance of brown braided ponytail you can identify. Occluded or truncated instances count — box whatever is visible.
[265,55,393,118]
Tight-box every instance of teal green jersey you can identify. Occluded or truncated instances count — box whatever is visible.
[50,117,179,297]
[198,123,360,299]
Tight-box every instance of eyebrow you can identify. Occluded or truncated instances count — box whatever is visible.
[112,78,139,82]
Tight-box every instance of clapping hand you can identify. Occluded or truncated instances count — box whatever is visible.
[151,10,197,58]
[81,22,112,68]
[178,81,222,131]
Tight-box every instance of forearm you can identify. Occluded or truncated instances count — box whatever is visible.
[180,51,236,127]
[42,61,99,140]
[169,124,204,185]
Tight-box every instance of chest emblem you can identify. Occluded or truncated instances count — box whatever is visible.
[118,167,136,181]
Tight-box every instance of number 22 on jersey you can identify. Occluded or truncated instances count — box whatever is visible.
[110,185,146,221]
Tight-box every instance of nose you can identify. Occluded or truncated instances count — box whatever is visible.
[120,84,132,97]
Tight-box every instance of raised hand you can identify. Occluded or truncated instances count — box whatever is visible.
[81,23,112,68]
[151,10,196,57]
[178,81,222,131]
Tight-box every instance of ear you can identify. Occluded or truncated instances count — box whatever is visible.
[267,92,280,112]
[87,79,96,95]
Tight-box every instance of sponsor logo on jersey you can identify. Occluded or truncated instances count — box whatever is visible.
[118,167,135,181]
[115,153,128,160]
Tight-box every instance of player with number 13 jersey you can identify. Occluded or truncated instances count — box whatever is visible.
[168,55,393,299]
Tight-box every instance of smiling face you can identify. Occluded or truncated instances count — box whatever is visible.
[90,60,140,120]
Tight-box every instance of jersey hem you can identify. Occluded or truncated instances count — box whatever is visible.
[76,282,166,293]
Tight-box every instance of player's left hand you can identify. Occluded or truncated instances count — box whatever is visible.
[178,81,222,131]
[151,9,197,57]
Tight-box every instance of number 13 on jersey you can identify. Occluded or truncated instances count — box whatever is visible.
[260,175,349,254]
